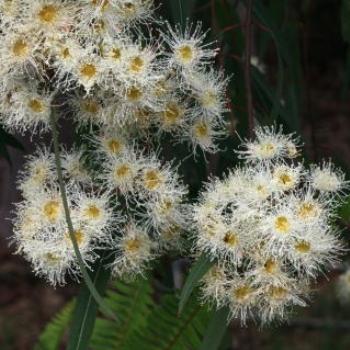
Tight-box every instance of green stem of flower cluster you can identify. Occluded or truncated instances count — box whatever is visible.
[49,110,117,321]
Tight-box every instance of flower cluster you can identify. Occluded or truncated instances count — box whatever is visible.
[11,140,188,285]
[12,147,117,285]
[193,126,347,325]
[3,1,225,285]
[0,0,228,153]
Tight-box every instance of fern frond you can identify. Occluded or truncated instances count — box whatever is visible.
[91,278,154,350]
[135,294,211,350]
[35,301,74,350]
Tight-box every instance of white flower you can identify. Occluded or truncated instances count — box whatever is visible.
[237,125,300,163]
[111,222,155,277]
[163,21,218,71]
[309,161,347,195]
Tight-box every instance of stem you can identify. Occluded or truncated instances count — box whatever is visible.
[49,110,117,321]
[244,0,254,137]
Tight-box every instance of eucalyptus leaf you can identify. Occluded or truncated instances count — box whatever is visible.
[178,255,215,315]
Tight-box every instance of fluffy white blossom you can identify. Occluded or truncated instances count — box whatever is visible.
[193,126,346,325]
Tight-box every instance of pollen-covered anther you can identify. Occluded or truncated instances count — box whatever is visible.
[126,87,143,102]
[234,285,253,302]
[28,99,45,113]
[12,39,28,57]
[65,229,85,246]
[298,202,317,219]
[143,169,164,191]
[294,240,311,253]
[84,205,101,219]
[80,63,97,79]
[264,259,277,274]
[176,44,195,64]
[274,216,291,233]
[115,164,132,179]
[124,238,141,252]
[223,231,238,247]
[43,200,60,222]
[268,286,288,301]
[129,56,144,73]
[38,4,58,23]
[162,103,183,125]
[107,139,123,154]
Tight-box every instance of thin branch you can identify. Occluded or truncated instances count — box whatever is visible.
[49,110,117,321]
[244,0,254,137]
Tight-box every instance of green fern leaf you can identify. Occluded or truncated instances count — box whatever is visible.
[35,301,74,350]
[134,294,211,350]
[91,278,154,350]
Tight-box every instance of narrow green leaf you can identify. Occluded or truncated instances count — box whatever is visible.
[199,307,230,350]
[67,259,112,350]
[178,255,215,315]
[50,110,117,322]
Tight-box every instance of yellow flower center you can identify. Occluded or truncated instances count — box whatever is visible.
[45,253,61,264]
[201,90,217,108]
[91,0,109,10]
[259,142,276,157]
[298,202,316,219]
[264,259,277,274]
[82,100,99,115]
[277,172,293,187]
[295,240,311,253]
[274,216,291,233]
[177,45,194,63]
[80,63,97,79]
[115,164,132,179]
[38,5,58,23]
[129,56,144,73]
[43,200,60,221]
[12,38,28,57]
[269,286,287,300]
[66,229,84,246]
[194,122,209,139]
[143,169,163,191]
[125,238,141,252]
[126,87,143,101]
[110,48,121,60]
[234,285,252,302]
[159,199,174,214]
[61,47,70,59]
[28,99,44,113]
[107,139,122,154]
[84,205,101,219]
[163,103,182,124]
[223,231,238,247]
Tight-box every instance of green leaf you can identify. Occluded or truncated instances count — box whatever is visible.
[35,301,74,350]
[67,259,112,350]
[178,255,215,315]
[91,278,153,350]
[199,307,230,350]
[136,293,211,350]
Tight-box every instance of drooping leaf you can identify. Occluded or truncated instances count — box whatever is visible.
[199,306,230,350]
[67,259,112,350]
[178,254,215,314]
